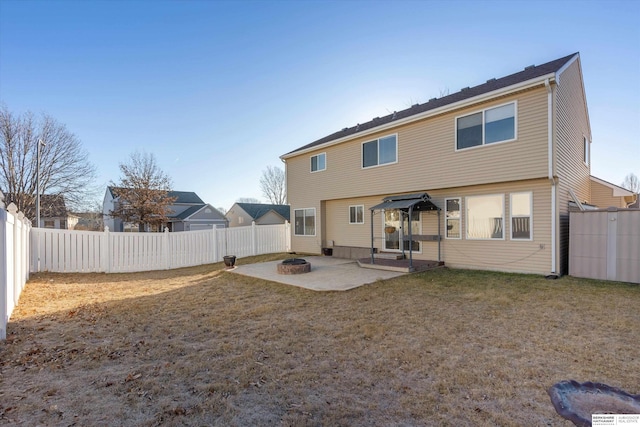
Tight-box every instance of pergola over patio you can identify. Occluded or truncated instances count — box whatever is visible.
[369,192,441,272]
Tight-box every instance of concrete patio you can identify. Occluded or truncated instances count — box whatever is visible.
[228,256,406,291]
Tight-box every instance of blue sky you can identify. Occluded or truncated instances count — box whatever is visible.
[1,0,639,211]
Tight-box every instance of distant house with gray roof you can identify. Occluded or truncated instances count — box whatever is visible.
[103,187,227,232]
[225,203,290,227]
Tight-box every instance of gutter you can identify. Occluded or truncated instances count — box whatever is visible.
[281,73,558,160]
[545,78,558,277]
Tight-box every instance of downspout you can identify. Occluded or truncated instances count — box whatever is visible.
[545,78,557,276]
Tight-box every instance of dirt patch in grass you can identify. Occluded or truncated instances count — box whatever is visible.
[1,255,638,426]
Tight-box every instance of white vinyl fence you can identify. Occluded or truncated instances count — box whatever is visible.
[1,192,31,340]
[30,222,291,274]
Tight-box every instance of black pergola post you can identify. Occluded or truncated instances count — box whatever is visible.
[370,208,375,264]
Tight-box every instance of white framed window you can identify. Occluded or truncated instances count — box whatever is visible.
[456,102,517,150]
[583,137,590,166]
[43,219,55,228]
[294,208,316,236]
[510,192,532,240]
[362,134,397,168]
[445,198,461,239]
[349,205,364,224]
[311,153,326,172]
[466,194,505,240]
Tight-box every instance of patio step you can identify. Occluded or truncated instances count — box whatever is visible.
[374,252,405,260]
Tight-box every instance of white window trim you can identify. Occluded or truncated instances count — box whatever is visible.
[361,133,398,169]
[465,194,505,240]
[349,205,365,224]
[510,192,533,241]
[454,101,518,152]
[444,197,462,240]
[583,136,590,166]
[310,152,326,173]
[294,207,316,236]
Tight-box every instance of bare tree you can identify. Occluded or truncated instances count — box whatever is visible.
[621,173,639,193]
[0,106,96,221]
[110,151,176,232]
[259,166,286,205]
[237,197,262,203]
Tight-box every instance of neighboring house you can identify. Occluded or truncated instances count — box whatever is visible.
[281,52,615,276]
[74,211,104,231]
[589,176,637,208]
[225,203,290,227]
[103,187,227,232]
[5,193,78,229]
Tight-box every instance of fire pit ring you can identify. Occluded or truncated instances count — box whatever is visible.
[277,258,311,275]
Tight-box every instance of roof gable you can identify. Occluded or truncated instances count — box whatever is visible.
[170,204,225,220]
[283,53,578,157]
[590,176,635,197]
[235,203,290,221]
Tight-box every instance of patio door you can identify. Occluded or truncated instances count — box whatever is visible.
[383,209,420,252]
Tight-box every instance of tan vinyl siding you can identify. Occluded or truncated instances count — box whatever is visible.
[554,58,591,274]
[285,87,550,205]
[590,180,627,208]
[226,205,254,227]
[317,179,552,275]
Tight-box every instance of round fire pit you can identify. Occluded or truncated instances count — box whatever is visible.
[277,258,311,275]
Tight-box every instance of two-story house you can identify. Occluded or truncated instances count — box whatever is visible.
[103,187,227,232]
[281,52,619,276]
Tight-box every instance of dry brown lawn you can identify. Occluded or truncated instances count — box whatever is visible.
[1,253,638,426]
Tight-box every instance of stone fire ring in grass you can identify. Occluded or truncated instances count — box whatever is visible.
[277,258,311,275]
[548,380,640,426]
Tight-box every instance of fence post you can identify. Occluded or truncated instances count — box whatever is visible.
[284,220,291,252]
[13,211,23,307]
[212,227,218,263]
[251,221,257,256]
[163,227,170,270]
[0,192,7,340]
[102,226,111,273]
[606,208,618,281]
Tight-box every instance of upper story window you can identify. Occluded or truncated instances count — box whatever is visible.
[456,102,516,150]
[466,194,504,240]
[311,153,326,172]
[362,134,397,168]
[583,137,590,166]
[349,205,364,224]
[445,198,461,239]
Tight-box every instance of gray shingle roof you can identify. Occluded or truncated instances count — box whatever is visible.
[236,203,290,221]
[171,204,205,220]
[108,187,204,204]
[284,53,578,156]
